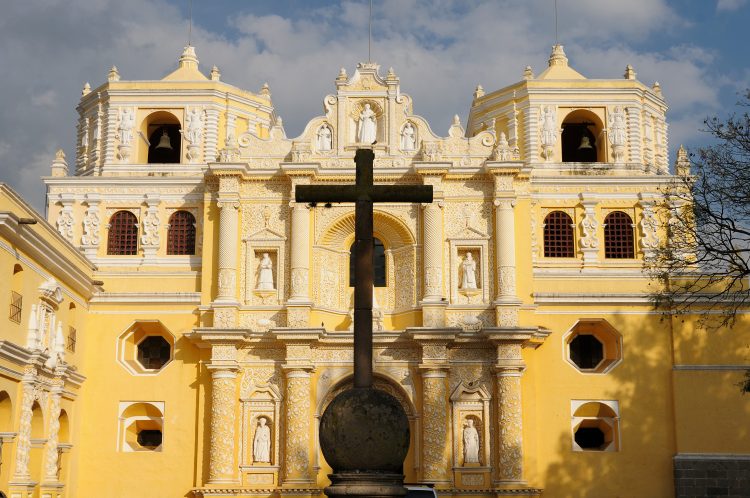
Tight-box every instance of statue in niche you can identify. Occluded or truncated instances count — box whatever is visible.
[357,103,377,143]
[185,107,204,145]
[401,122,416,150]
[609,106,626,147]
[463,418,480,465]
[460,252,478,290]
[317,124,332,151]
[117,108,135,145]
[253,416,271,463]
[256,253,275,290]
[540,105,556,160]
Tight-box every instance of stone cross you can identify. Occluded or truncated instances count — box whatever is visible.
[296,149,432,388]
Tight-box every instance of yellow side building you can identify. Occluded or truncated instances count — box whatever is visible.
[0,44,747,498]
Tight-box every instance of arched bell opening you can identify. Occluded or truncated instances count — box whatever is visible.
[144,111,181,164]
[561,109,605,163]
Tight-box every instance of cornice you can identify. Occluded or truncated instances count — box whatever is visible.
[90,292,201,304]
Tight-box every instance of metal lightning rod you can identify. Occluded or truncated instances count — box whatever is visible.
[368,0,372,62]
[554,0,559,45]
[188,0,193,45]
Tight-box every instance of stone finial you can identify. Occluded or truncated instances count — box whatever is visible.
[523,66,534,80]
[548,44,568,67]
[675,144,690,176]
[260,82,271,99]
[82,82,91,96]
[210,65,221,81]
[624,64,636,80]
[652,81,662,96]
[453,114,461,126]
[387,67,397,80]
[108,65,120,82]
[275,115,283,127]
[474,84,485,100]
[51,149,68,177]
[178,45,199,69]
[337,67,348,81]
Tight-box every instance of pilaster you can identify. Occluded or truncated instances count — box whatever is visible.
[416,166,448,327]
[578,194,599,266]
[140,193,161,260]
[11,367,38,485]
[213,172,242,327]
[81,193,101,259]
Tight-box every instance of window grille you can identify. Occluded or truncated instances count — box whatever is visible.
[604,211,635,259]
[543,211,575,258]
[167,211,196,255]
[67,327,77,353]
[107,211,139,255]
[9,291,22,323]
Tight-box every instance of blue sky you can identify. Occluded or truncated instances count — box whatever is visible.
[0,0,748,210]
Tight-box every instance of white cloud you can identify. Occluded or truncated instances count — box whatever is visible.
[0,0,732,208]
[717,0,747,11]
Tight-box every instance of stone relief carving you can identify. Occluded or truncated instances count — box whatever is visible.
[140,206,161,247]
[209,372,237,480]
[608,106,627,163]
[13,382,35,479]
[579,205,599,250]
[56,205,74,242]
[44,390,62,480]
[496,375,523,480]
[639,201,660,258]
[422,375,449,480]
[116,107,135,162]
[284,374,311,478]
[185,107,205,161]
[492,132,513,161]
[81,204,101,246]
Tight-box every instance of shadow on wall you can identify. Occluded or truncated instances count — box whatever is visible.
[541,312,750,498]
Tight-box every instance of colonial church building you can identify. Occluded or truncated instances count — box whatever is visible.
[0,43,748,498]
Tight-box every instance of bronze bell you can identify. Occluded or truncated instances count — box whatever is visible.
[155,130,172,150]
[578,136,593,149]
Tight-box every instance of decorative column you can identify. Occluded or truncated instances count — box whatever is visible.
[283,166,316,328]
[482,333,529,487]
[579,194,599,265]
[140,193,161,259]
[487,165,521,328]
[626,106,642,166]
[40,374,64,498]
[274,330,320,488]
[415,167,448,328]
[212,170,242,328]
[207,342,240,485]
[10,368,37,497]
[411,331,455,487]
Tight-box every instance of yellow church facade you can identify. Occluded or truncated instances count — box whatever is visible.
[0,44,748,498]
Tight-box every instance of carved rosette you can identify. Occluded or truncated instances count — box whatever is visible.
[579,200,599,264]
[44,386,63,481]
[81,202,101,247]
[421,369,450,483]
[208,368,238,483]
[13,381,35,481]
[282,369,312,483]
[56,202,75,242]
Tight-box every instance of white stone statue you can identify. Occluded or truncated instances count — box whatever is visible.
[401,122,416,150]
[460,252,478,290]
[540,105,557,160]
[185,107,204,145]
[494,132,511,161]
[357,103,377,143]
[463,419,480,464]
[317,124,332,151]
[253,417,271,463]
[117,107,135,146]
[609,106,626,147]
[256,253,275,290]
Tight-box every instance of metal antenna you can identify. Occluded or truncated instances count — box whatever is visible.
[368,0,372,62]
[188,0,193,45]
[554,0,559,45]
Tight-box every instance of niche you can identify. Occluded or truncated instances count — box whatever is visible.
[561,109,605,163]
[145,111,181,164]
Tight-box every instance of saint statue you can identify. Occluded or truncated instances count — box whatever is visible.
[463,419,480,465]
[185,107,204,145]
[401,122,416,150]
[357,103,377,144]
[540,105,557,148]
[256,253,275,290]
[460,252,477,290]
[117,108,135,145]
[317,124,332,151]
[608,106,626,147]
[253,417,271,463]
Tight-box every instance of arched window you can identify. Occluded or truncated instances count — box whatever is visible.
[9,264,23,323]
[145,111,181,164]
[604,211,635,259]
[543,211,575,258]
[349,237,386,287]
[561,109,604,163]
[107,211,138,255]
[167,211,196,255]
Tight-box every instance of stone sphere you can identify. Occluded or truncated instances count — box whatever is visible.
[319,387,410,473]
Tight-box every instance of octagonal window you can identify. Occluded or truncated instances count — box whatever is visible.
[137,336,171,370]
[571,400,620,452]
[570,334,604,370]
[564,319,622,374]
[117,321,175,375]
[137,429,163,448]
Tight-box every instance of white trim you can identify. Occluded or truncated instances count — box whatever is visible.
[89,309,194,315]
[89,255,201,267]
[675,453,750,460]
[535,293,651,305]
[90,292,201,304]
